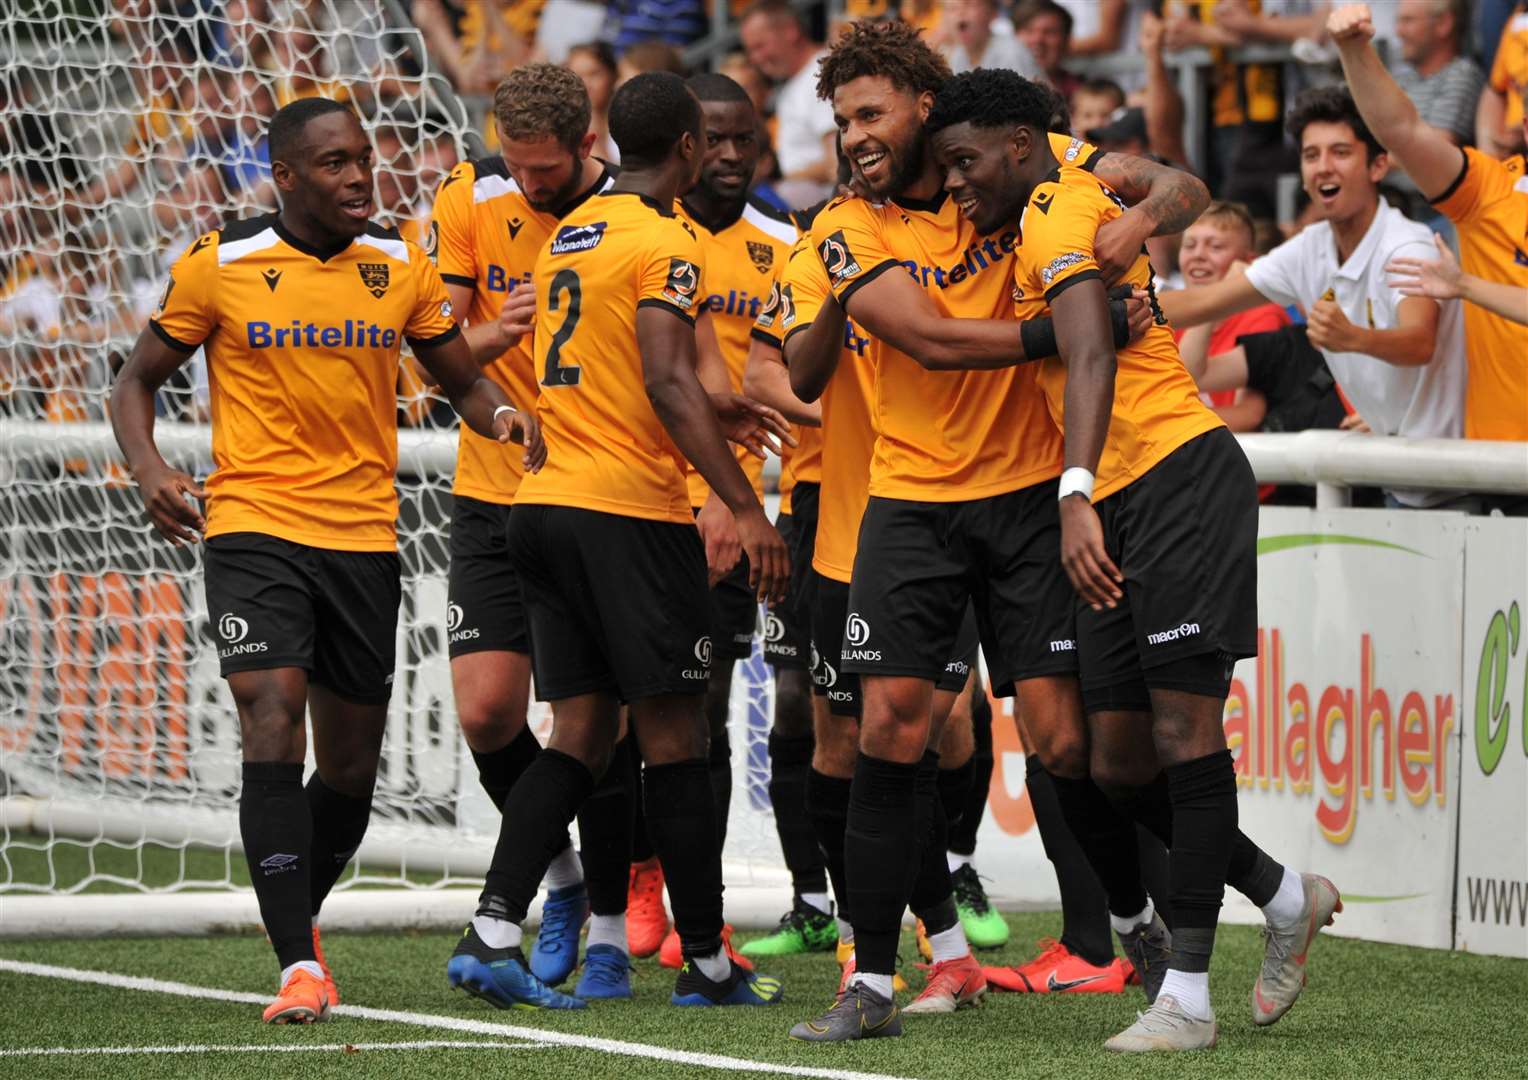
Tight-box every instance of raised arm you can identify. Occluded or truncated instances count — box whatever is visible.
[1089,153,1212,283]
[1328,3,1465,200]
[1157,272,1268,329]
[639,306,787,602]
[1388,233,1528,326]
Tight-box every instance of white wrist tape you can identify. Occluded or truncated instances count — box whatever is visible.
[492,405,517,424]
[1057,467,1095,502]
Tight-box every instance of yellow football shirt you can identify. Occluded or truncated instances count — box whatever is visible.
[430,155,615,503]
[151,214,460,551]
[513,191,703,523]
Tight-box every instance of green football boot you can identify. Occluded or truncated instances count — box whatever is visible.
[739,896,838,959]
[952,863,1010,949]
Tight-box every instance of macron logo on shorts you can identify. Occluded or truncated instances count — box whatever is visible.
[1049,639,1076,653]
[1147,622,1201,646]
[216,611,268,658]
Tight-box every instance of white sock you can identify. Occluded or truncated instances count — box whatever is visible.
[928,922,969,964]
[586,913,627,953]
[836,919,854,944]
[1110,897,1155,936]
[472,914,523,950]
[1157,969,1212,1019]
[849,970,895,999]
[946,851,974,872]
[544,845,584,891]
[1262,867,1306,928]
[280,960,324,986]
[691,946,732,982]
[800,891,833,916]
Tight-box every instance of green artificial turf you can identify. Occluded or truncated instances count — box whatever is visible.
[1,912,1523,1079]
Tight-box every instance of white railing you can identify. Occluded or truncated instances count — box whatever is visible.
[5,420,1526,502]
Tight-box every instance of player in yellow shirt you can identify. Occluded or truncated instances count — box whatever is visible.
[665,77,813,965]
[109,98,542,1025]
[429,63,633,996]
[790,21,1203,1042]
[1330,3,1528,468]
[925,67,1339,1052]
[447,72,789,1012]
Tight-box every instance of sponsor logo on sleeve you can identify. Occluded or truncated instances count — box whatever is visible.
[778,283,797,327]
[662,257,700,309]
[424,220,439,259]
[1064,138,1084,162]
[756,282,781,328]
[1040,251,1087,287]
[817,230,862,287]
[550,221,607,254]
[157,276,175,312]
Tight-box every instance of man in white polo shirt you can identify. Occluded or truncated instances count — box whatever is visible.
[739,0,836,205]
[1162,86,1466,508]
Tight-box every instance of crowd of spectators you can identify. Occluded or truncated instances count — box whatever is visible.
[3,0,1525,500]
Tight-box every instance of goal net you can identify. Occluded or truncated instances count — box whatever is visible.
[0,0,785,927]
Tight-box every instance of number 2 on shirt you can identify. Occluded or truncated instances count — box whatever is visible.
[543,267,582,387]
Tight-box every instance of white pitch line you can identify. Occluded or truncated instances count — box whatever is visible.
[0,1040,548,1058]
[0,959,923,1080]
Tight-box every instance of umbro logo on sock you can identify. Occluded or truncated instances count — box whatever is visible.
[260,853,299,875]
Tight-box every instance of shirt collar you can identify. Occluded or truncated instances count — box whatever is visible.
[1333,199,1393,281]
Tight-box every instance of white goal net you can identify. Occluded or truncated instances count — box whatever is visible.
[0,0,784,924]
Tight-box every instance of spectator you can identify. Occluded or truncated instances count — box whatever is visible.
[739,0,836,204]
[1056,0,1135,57]
[615,40,687,85]
[1478,0,1528,156]
[1160,86,1469,508]
[1085,105,1149,158]
[604,0,708,53]
[1392,0,1486,148]
[412,0,534,95]
[1330,3,1528,449]
[1015,0,1080,98]
[1070,78,1125,143]
[1172,201,1294,430]
[939,0,1045,76]
[566,41,619,160]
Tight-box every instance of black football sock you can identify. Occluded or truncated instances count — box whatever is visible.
[473,727,576,860]
[644,759,725,958]
[910,752,959,935]
[577,737,633,916]
[1137,824,1175,929]
[480,749,595,925]
[807,768,853,924]
[241,761,316,969]
[949,694,993,857]
[1025,757,1115,967]
[1045,765,1149,918]
[708,727,732,851]
[1164,751,1238,973]
[304,773,372,917]
[1112,770,1175,848]
[768,733,829,898]
[937,756,974,840]
[627,735,655,864]
[846,752,920,976]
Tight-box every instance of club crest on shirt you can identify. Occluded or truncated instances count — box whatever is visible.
[747,240,774,273]
[817,230,861,287]
[358,262,390,298]
[550,221,607,254]
[663,257,699,309]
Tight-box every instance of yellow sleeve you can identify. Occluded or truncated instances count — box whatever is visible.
[751,278,785,349]
[780,237,833,340]
[1019,183,1107,304]
[430,162,478,286]
[149,231,218,351]
[637,219,703,325]
[405,244,463,349]
[1430,146,1513,227]
[811,198,899,306]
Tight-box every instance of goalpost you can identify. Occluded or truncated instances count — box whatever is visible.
[0,1,789,935]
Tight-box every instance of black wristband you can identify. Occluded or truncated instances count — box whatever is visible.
[1019,317,1058,361]
[1108,298,1131,348]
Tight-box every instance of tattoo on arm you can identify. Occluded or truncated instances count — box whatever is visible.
[1094,152,1208,236]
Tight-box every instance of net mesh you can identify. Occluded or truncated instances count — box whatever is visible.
[0,0,782,902]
